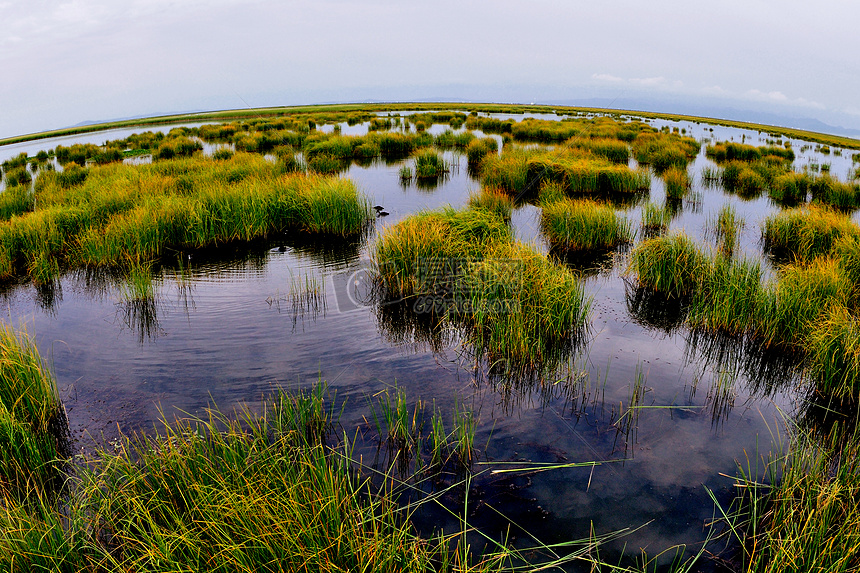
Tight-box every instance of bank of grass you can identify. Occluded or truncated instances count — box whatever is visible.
[762,205,860,263]
[541,198,632,253]
[0,325,68,494]
[481,148,649,197]
[467,188,513,220]
[640,201,671,237]
[662,167,690,200]
[0,387,491,572]
[719,422,860,573]
[373,206,590,370]
[0,153,372,283]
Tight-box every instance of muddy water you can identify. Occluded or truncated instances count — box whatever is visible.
[0,114,853,569]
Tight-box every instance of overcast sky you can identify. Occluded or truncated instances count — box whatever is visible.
[2,0,859,139]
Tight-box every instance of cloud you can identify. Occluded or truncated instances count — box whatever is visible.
[592,73,624,83]
[629,76,666,87]
[745,88,824,109]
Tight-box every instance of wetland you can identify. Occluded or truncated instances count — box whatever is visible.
[1,104,860,571]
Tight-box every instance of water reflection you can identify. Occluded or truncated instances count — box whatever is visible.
[625,281,690,333]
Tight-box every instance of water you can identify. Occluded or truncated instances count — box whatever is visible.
[0,113,854,569]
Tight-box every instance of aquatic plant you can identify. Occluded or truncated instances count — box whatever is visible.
[769,172,809,206]
[467,188,513,220]
[3,167,31,188]
[541,199,632,253]
[711,204,743,258]
[662,167,689,200]
[762,206,860,263]
[0,325,69,494]
[413,149,448,179]
[465,137,498,168]
[755,257,851,349]
[640,201,671,237]
[0,154,371,283]
[628,233,708,297]
[717,423,860,572]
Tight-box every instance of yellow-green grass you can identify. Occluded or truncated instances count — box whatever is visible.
[413,148,448,179]
[662,167,689,200]
[4,103,858,152]
[566,137,631,163]
[705,141,795,163]
[372,206,590,370]
[0,325,68,494]
[541,198,632,253]
[0,153,371,283]
[373,207,512,298]
[631,132,699,172]
[807,305,860,401]
[467,187,513,220]
[762,205,860,263]
[686,256,764,336]
[640,201,671,237]
[743,258,850,351]
[481,148,648,197]
[720,423,860,573]
[464,241,591,370]
[769,172,810,206]
[0,387,513,573]
[810,174,860,211]
[711,204,743,258]
[628,233,709,298]
[465,137,498,168]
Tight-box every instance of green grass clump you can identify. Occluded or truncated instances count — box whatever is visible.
[721,424,860,572]
[465,241,590,369]
[413,149,448,179]
[479,149,530,193]
[0,325,68,493]
[526,152,645,195]
[567,137,630,163]
[687,256,763,335]
[711,204,743,258]
[810,174,860,210]
[212,147,234,161]
[807,305,860,400]
[541,199,632,253]
[769,172,810,205]
[0,154,371,283]
[662,167,689,200]
[628,233,708,297]
[0,387,508,572]
[632,132,698,172]
[152,136,202,160]
[762,206,860,263]
[467,188,513,220]
[373,206,590,370]
[640,201,670,237]
[306,153,346,174]
[465,137,498,168]
[0,185,34,221]
[755,258,852,349]
[373,207,511,298]
[4,167,32,188]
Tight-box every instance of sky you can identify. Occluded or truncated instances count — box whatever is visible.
[2,0,859,140]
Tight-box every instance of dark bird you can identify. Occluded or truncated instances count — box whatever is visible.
[378,211,389,217]
[373,205,384,212]
[277,245,287,252]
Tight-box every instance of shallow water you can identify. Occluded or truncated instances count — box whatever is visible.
[0,113,855,569]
